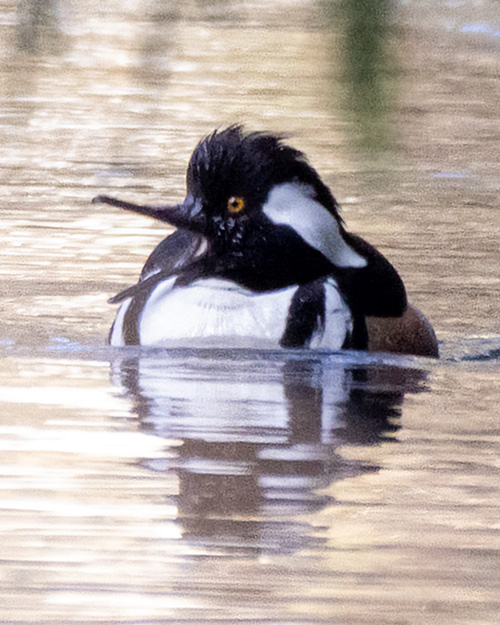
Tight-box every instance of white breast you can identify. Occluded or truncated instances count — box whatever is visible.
[110,277,352,350]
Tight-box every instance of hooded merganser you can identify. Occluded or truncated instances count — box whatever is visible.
[94,126,438,356]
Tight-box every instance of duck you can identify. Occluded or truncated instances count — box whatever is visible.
[93,126,438,357]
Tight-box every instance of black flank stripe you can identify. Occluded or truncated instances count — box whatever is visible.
[280,279,326,349]
[122,286,152,345]
[118,271,175,345]
[344,314,368,351]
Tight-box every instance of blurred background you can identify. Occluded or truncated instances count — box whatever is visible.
[0,0,498,348]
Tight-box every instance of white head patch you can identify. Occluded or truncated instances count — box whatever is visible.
[262,182,367,268]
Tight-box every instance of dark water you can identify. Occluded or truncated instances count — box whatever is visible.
[1,1,500,623]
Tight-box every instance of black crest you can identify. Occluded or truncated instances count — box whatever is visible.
[186,125,342,221]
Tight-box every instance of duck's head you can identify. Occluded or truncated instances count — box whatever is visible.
[94,126,368,288]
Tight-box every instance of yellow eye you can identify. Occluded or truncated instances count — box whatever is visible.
[227,196,245,214]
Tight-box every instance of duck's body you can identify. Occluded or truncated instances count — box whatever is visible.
[95,126,438,357]
[110,276,352,350]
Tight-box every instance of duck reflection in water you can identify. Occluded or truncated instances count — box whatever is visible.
[112,351,428,554]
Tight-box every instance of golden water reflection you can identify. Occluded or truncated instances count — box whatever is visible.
[1,351,499,623]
